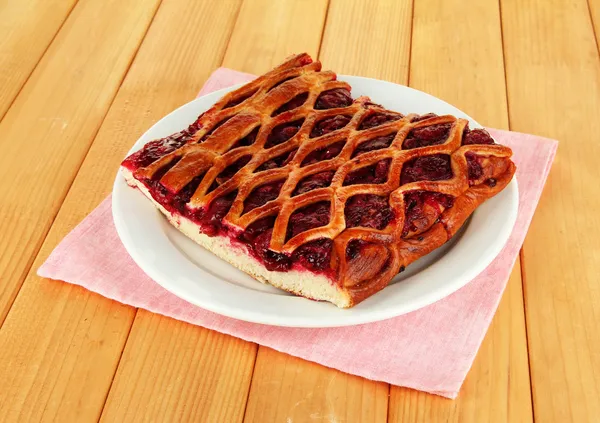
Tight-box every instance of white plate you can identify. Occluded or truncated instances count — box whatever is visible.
[113,76,518,327]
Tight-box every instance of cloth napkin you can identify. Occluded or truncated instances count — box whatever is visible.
[38,68,557,398]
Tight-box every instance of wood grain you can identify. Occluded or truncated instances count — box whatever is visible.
[590,0,600,47]
[242,1,412,421]
[0,0,244,421]
[0,0,77,120]
[389,263,533,422]
[244,348,389,423]
[319,0,413,83]
[100,311,256,423]
[501,0,600,421]
[388,0,533,421]
[0,0,161,325]
[101,1,331,421]
[222,0,328,74]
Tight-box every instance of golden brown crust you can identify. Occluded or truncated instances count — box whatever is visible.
[122,53,516,307]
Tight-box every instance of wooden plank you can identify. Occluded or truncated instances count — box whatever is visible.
[100,1,328,421]
[388,0,533,421]
[389,263,532,422]
[100,311,256,423]
[501,0,600,421]
[222,0,328,74]
[242,1,412,421]
[0,0,244,421]
[244,348,389,423]
[0,0,77,120]
[0,0,161,325]
[590,0,600,47]
[319,0,413,83]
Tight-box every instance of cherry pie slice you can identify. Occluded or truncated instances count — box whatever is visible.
[121,53,516,308]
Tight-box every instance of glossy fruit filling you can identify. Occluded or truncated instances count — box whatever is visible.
[401,154,453,185]
[402,191,454,237]
[462,127,495,145]
[286,201,331,240]
[314,89,353,110]
[243,180,285,213]
[255,149,297,172]
[352,133,396,157]
[122,134,188,170]
[301,141,345,166]
[235,216,334,274]
[265,119,304,148]
[359,112,402,130]
[345,194,393,230]
[293,171,335,196]
[410,113,438,123]
[241,225,292,272]
[272,93,309,116]
[403,123,452,149]
[343,159,390,186]
[291,239,334,273]
[310,115,352,138]
[230,126,259,150]
[214,155,251,186]
[465,152,483,181]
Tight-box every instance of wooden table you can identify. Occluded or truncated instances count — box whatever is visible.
[0,0,598,421]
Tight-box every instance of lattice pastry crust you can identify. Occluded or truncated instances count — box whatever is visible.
[121,53,516,308]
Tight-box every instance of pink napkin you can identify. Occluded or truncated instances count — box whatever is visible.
[38,68,557,398]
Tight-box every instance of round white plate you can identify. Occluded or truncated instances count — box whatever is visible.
[113,75,518,327]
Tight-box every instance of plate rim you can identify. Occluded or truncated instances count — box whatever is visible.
[112,75,519,327]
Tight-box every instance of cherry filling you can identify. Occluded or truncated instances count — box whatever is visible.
[402,191,454,237]
[265,119,304,148]
[245,227,292,272]
[229,126,260,150]
[315,89,353,110]
[410,113,438,123]
[352,133,396,157]
[196,190,238,236]
[272,92,309,116]
[403,123,452,149]
[122,115,207,170]
[215,156,252,184]
[224,89,258,108]
[291,239,334,272]
[343,159,391,186]
[286,201,331,240]
[122,136,188,170]
[243,180,285,213]
[345,194,393,230]
[466,152,483,181]
[310,115,352,138]
[401,154,453,185]
[359,113,402,130]
[231,215,282,269]
[292,171,335,196]
[237,217,333,273]
[144,158,203,215]
[462,127,495,145]
[255,149,297,172]
[301,141,345,166]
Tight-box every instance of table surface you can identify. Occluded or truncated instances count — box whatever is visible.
[0,0,598,422]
